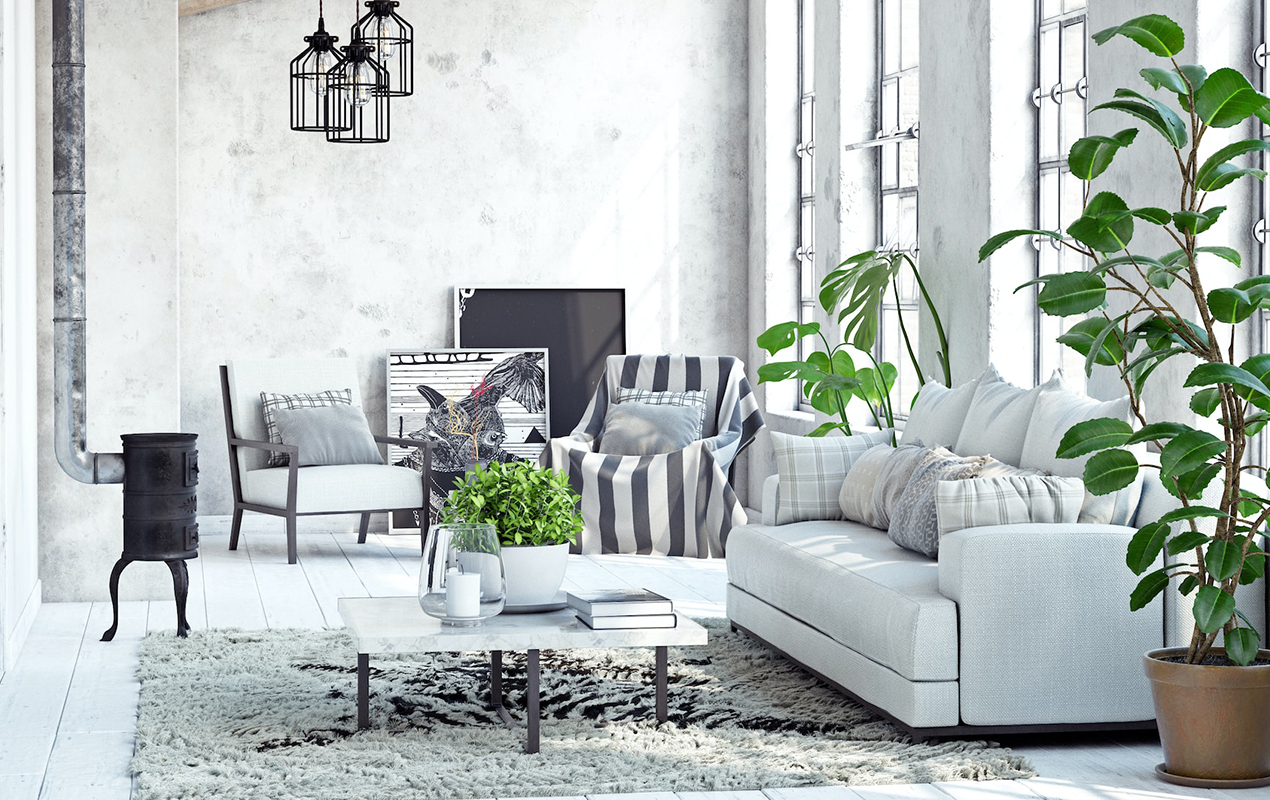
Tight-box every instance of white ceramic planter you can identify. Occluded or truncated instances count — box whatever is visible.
[500,543,569,606]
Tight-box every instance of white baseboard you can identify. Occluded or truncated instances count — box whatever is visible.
[3,578,42,674]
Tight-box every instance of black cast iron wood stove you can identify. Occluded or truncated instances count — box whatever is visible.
[101,434,199,641]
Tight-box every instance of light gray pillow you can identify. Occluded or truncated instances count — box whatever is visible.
[616,388,709,439]
[899,374,981,447]
[772,429,896,524]
[935,475,1085,537]
[839,444,895,529]
[887,449,990,557]
[598,402,699,455]
[870,441,931,530]
[272,403,383,467]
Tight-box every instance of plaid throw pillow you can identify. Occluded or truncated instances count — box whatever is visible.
[935,475,1084,537]
[260,389,353,467]
[616,388,709,439]
[772,429,895,524]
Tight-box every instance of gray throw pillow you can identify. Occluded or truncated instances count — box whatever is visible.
[597,402,700,456]
[887,448,990,557]
[272,404,383,467]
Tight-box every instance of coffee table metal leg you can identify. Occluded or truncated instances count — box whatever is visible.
[526,649,540,754]
[490,650,516,727]
[357,653,370,730]
[655,645,668,722]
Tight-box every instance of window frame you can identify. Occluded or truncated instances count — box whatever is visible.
[795,0,816,413]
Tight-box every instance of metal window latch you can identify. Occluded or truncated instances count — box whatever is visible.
[1253,218,1268,245]
[1076,76,1088,100]
[1256,42,1267,69]
[795,141,816,158]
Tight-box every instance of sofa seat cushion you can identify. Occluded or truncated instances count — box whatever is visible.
[726,521,958,681]
[242,465,424,513]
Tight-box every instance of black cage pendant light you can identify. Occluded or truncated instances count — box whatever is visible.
[353,0,414,97]
[289,2,350,133]
[326,19,390,143]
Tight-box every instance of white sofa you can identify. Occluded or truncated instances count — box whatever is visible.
[726,370,1267,738]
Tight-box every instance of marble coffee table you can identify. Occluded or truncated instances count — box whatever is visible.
[337,596,708,753]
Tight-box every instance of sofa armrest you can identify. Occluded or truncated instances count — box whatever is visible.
[761,474,780,526]
[936,523,1163,726]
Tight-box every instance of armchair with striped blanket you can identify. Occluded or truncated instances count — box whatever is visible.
[541,354,764,557]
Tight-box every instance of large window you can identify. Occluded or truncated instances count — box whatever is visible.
[796,0,816,396]
[1035,0,1088,387]
[877,0,920,412]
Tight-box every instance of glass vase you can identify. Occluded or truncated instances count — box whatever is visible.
[419,522,505,626]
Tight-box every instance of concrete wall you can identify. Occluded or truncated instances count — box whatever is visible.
[178,0,752,520]
[35,0,181,602]
[1,0,41,673]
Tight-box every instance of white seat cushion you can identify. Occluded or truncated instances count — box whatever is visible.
[241,465,424,513]
[726,521,958,681]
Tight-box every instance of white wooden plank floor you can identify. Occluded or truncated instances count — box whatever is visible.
[0,515,1249,800]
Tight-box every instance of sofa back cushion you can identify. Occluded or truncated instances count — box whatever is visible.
[887,448,990,557]
[899,373,981,447]
[1019,378,1143,525]
[838,444,894,529]
[771,429,895,524]
[954,366,1046,467]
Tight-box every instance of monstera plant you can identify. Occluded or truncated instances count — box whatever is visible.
[980,12,1270,786]
[757,251,950,435]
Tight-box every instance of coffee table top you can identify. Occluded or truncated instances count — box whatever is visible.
[338,596,708,654]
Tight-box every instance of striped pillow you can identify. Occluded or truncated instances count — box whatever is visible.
[616,387,708,439]
[260,389,353,467]
[935,475,1085,537]
[772,429,895,524]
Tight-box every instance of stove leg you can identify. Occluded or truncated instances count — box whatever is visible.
[167,559,191,637]
[101,556,134,642]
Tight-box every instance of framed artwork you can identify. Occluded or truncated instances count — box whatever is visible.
[455,287,626,439]
[386,348,550,530]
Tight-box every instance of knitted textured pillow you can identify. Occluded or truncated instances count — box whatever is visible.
[887,448,990,557]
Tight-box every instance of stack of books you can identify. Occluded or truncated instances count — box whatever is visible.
[567,588,677,629]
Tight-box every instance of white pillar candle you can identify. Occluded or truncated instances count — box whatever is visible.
[446,571,482,618]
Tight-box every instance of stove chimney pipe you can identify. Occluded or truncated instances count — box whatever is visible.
[52,0,123,484]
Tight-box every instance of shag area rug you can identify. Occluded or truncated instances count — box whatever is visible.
[133,619,1033,800]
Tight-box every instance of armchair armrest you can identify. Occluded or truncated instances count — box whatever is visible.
[228,437,298,457]
[936,523,1162,726]
[375,435,435,451]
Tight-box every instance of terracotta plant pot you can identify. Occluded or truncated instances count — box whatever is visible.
[1145,647,1270,788]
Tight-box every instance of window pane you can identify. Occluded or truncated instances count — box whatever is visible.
[1042,0,1061,21]
[899,73,919,129]
[882,78,899,133]
[1064,0,1087,13]
[801,0,815,89]
[882,193,899,250]
[881,142,898,189]
[898,193,918,251]
[884,0,900,74]
[900,0,919,71]
[800,98,815,192]
[1062,20,1085,86]
[1039,26,1059,160]
[898,139,918,189]
[800,201,815,262]
[1040,169,1059,231]
[1060,169,1083,234]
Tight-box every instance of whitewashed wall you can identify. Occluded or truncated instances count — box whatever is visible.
[178,0,752,521]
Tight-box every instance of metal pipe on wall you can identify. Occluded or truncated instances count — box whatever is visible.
[52,0,123,484]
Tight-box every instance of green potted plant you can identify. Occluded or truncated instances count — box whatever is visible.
[980,13,1270,787]
[757,250,950,435]
[440,460,583,607]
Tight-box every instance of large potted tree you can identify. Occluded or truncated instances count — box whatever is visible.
[440,460,583,608]
[980,13,1270,787]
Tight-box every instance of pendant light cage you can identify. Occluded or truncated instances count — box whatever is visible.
[326,42,391,143]
[290,16,350,132]
[354,0,414,97]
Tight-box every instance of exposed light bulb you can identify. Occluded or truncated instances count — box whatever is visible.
[348,61,373,107]
[308,49,337,96]
[374,16,396,60]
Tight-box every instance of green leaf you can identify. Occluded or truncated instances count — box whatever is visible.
[1092,14,1185,57]
[1208,288,1256,324]
[1195,68,1270,128]
[1195,246,1241,267]
[1141,67,1188,94]
[807,421,846,437]
[1057,318,1126,366]
[1127,522,1169,575]
[1189,387,1222,417]
[1168,462,1222,501]
[1124,421,1192,446]
[821,252,903,353]
[979,229,1063,262]
[1057,418,1134,459]
[1157,505,1230,524]
[1159,429,1226,480]
[1167,530,1210,555]
[1083,449,1140,496]
[757,321,820,355]
[1131,207,1172,225]
[1173,205,1227,236]
[1091,99,1186,148]
[1198,165,1267,192]
[757,360,808,383]
[1193,585,1236,633]
[1130,569,1170,611]
[1235,274,1270,292]
[1179,575,1200,595]
[1068,191,1136,252]
[1206,540,1243,582]
[1176,65,1208,96]
[1196,139,1270,190]
[1184,362,1270,397]
[1225,627,1261,666]
[1037,271,1108,317]
[1068,130,1140,181]
[1237,354,1270,410]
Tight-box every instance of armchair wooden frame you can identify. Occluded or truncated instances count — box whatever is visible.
[220,365,435,564]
